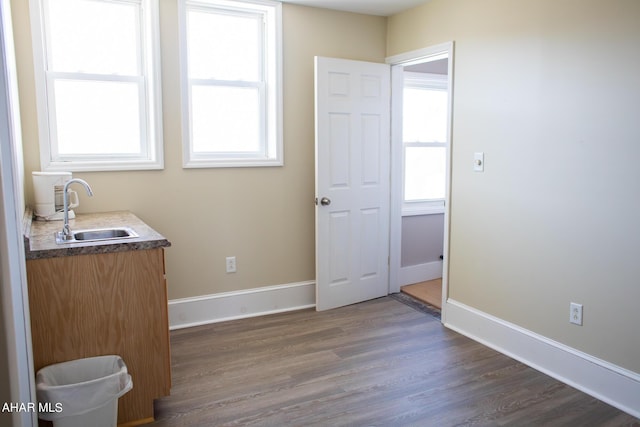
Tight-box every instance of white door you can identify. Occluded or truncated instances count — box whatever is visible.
[314,56,391,311]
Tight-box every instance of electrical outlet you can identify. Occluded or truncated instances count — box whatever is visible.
[225,256,236,273]
[570,302,583,325]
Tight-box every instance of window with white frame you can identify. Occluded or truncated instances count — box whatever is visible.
[402,72,448,215]
[179,0,282,168]
[30,0,163,171]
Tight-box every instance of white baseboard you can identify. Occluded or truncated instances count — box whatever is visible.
[168,281,316,330]
[444,299,640,418]
[399,260,442,286]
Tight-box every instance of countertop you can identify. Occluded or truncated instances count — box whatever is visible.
[24,209,171,260]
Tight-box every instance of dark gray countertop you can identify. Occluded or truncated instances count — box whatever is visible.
[24,209,171,260]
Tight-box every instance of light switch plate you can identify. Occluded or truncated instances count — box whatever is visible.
[474,152,484,172]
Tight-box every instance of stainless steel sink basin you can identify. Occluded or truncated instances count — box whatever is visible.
[74,228,137,241]
[55,227,139,244]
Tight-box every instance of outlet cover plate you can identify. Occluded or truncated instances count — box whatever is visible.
[570,302,583,325]
[225,256,237,273]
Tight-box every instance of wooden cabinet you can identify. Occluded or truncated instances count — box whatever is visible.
[27,248,171,426]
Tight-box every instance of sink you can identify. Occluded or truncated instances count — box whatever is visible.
[74,228,138,241]
[55,227,139,244]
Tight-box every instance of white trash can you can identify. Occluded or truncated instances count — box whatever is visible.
[36,355,133,427]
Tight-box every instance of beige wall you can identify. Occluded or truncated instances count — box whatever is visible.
[11,2,386,300]
[401,214,443,267]
[389,0,640,374]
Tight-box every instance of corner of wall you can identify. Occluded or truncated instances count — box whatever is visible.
[444,299,640,418]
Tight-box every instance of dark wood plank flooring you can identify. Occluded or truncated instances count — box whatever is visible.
[152,297,638,426]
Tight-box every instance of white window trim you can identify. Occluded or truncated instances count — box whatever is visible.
[402,72,447,216]
[29,0,164,172]
[402,202,445,216]
[178,0,283,168]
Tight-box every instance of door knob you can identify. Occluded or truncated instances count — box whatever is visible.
[320,197,331,206]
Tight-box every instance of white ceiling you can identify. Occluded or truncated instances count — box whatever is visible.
[280,0,431,16]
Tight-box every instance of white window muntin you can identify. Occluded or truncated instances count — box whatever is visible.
[31,0,163,171]
[180,0,282,168]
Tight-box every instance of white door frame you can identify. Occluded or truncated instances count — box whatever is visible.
[0,0,37,424]
[386,42,454,323]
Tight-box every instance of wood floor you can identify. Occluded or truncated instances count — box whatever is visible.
[151,297,638,426]
[402,278,442,309]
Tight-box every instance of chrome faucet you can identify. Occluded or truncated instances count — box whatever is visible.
[59,178,94,241]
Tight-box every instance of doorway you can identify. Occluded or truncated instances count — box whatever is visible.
[314,43,454,316]
[387,42,454,320]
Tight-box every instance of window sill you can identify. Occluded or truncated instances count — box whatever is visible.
[402,205,445,217]
[182,158,283,169]
[43,159,164,173]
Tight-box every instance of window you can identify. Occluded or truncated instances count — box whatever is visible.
[179,0,283,168]
[30,0,163,171]
[402,72,448,215]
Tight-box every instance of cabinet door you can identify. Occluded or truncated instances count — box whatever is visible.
[27,248,170,424]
